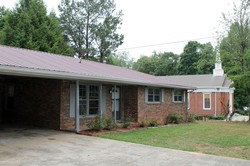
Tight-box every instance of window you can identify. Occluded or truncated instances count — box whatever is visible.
[172,90,184,103]
[145,88,162,103]
[79,85,99,116]
[203,93,211,110]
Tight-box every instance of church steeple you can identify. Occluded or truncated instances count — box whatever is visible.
[213,50,224,76]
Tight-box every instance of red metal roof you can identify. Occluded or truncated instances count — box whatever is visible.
[0,45,192,89]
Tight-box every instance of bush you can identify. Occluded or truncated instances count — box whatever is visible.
[186,114,196,123]
[167,114,183,124]
[194,115,203,120]
[123,121,131,128]
[87,115,104,131]
[148,120,158,127]
[234,109,249,116]
[139,121,146,127]
[208,116,225,120]
[104,117,117,130]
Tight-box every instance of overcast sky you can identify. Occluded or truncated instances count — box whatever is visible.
[0,0,238,59]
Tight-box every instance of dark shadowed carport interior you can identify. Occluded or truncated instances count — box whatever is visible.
[0,75,62,129]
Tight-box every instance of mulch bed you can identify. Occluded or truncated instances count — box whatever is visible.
[78,126,142,136]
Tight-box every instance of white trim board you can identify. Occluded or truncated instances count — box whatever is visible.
[188,88,234,93]
[0,65,193,89]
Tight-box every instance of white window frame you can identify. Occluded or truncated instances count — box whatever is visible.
[172,89,184,103]
[203,93,211,110]
[145,87,163,104]
[79,84,99,117]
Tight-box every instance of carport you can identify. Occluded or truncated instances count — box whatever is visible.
[0,75,62,129]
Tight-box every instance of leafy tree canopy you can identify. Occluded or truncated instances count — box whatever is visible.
[178,41,215,75]
[133,51,179,76]
[0,0,72,55]
[220,0,250,109]
[106,52,134,69]
[58,0,123,62]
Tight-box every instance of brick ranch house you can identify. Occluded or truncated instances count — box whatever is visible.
[160,58,234,117]
[0,45,193,132]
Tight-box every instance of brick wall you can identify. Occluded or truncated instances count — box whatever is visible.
[189,92,231,116]
[3,77,61,129]
[121,86,138,122]
[59,83,188,130]
[137,87,187,125]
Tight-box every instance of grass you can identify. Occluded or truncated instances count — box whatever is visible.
[100,121,250,160]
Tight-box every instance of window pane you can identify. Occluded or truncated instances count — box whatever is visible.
[148,88,154,95]
[89,86,99,99]
[79,101,87,116]
[89,100,99,115]
[204,94,211,108]
[154,89,160,95]
[154,95,160,102]
[148,95,154,102]
[89,108,98,115]
[79,85,86,99]
[205,99,210,108]
[147,88,161,102]
[174,90,183,102]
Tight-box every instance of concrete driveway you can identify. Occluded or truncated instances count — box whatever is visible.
[0,126,250,166]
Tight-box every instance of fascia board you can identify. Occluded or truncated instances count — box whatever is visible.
[0,65,194,90]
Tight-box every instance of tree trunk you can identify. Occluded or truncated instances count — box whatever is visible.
[85,13,90,59]
[100,51,104,63]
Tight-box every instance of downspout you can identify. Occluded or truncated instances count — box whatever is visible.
[75,80,80,133]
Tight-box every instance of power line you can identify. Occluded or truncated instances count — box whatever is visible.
[117,36,216,51]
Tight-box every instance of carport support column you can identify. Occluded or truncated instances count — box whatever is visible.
[99,83,103,119]
[75,80,80,133]
[229,91,233,114]
[114,85,117,123]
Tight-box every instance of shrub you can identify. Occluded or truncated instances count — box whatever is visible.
[167,114,183,124]
[148,120,158,127]
[186,114,196,123]
[123,121,131,128]
[87,115,104,131]
[234,109,249,116]
[194,115,203,120]
[104,117,117,130]
[139,121,146,127]
[208,116,225,120]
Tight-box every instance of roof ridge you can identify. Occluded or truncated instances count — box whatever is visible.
[0,44,75,59]
[163,74,212,77]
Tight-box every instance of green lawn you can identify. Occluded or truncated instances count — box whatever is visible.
[100,121,250,160]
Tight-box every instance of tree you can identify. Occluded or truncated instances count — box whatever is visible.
[220,0,250,111]
[178,41,215,75]
[106,52,134,69]
[0,7,7,29]
[58,0,123,62]
[196,43,216,74]
[133,52,179,76]
[0,0,72,55]
[0,7,9,43]
[153,52,179,76]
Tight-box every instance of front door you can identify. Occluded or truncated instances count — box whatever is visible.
[112,87,120,121]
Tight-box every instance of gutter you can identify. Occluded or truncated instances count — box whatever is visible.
[0,65,194,90]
